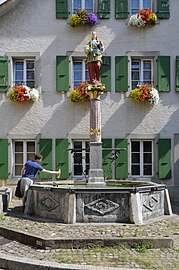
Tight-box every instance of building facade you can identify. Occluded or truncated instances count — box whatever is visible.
[0,0,179,204]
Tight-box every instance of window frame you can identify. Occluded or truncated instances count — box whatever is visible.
[72,0,95,14]
[13,140,36,177]
[131,58,154,90]
[130,139,154,178]
[6,52,40,90]
[130,0,154,15]
[72,57,89,89]
[71,139,90,179]
[13,58,35,88]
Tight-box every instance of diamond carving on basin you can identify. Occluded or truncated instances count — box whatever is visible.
[143,195,159,212]
[40,195,60,212]
[85,198,119,215]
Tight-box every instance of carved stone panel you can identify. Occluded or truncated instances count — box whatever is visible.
[76,193,130,223]
[34,190,65,221]
[142,191,164,220]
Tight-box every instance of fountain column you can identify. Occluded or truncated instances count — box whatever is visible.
[86,84,106,187]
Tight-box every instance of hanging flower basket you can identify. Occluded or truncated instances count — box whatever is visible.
[130,84,159,104]
[8,85,39,103]
[70,9,98,27]
[128,8,157,28]
[69,82,90,102]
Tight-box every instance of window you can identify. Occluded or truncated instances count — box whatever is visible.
[13,140,36,177]
[73,59,89,88]
[131,140,153,177]
[13,59,35,88]
[131,0,152,15]
[72,140,90,178]
[131,59,153,89]
[72,0,94,13]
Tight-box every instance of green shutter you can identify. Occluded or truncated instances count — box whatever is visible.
[158,139,171,179]
[98,0,110,19]
[157,0,170,19]
[56,56,69,92]
[102,139,112,179]
[56,0,68,19]
[176,56,179,92]
[157,56,170,92]
[115,56,128,92]
[0,139,8,179]
[115,0,128,19]
[39,139,52,179]
[101,56,111,92]
[56,139,69,179]
[115,139,128,179]
[0,56,8,92]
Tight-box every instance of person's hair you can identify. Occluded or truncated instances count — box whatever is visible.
[34,154,43,160]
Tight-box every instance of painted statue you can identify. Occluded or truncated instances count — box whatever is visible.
[85,31,104,85]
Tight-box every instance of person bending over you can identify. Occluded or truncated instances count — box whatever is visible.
[20,153,59,211]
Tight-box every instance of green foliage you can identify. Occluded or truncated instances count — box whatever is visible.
[69,82,90,102]
[0,214,5,221]
[69,89,86,102]
[134,243,153,253]
[69,14,84,27]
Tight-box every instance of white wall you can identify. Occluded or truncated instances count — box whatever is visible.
[0,0,179,200]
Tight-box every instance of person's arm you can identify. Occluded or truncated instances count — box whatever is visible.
[21,166,25,177]
[42,169,59,175]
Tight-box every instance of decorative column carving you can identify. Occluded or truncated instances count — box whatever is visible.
[86,84,106,187]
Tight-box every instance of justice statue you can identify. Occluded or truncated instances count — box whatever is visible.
[85,31,104,85]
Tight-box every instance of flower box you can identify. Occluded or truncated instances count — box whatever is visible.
[128,9,157,28]
[70,9,98,27]
[130,84,159,104]
[69,82,90,102]
[8,85,39,103]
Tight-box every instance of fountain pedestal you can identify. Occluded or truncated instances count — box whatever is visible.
[25,83,172,225]
[86,84,106,187]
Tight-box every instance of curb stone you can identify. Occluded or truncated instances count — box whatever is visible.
[0,226,173,249]
[0,252,146,270]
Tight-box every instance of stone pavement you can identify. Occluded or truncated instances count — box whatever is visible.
[0,199,178,270]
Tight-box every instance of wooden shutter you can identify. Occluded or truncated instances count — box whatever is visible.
[0,56,8,92]
[39,139,52,179]
[0,139,8,179]
[56,0,68,19]
[115,0,128,19]
[101,56,111,92]
[56,139,69,179]
[157,0,170,19]
[176,56,179,92]
[157,56,170,92]
[56,56,69,92]
[115,139,128,179]
[98,0,110,19]
[102,139,112,179]
[158,139,171,179]
[115,56,128,92]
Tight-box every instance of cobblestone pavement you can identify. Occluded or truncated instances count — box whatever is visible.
[0,199,178,269]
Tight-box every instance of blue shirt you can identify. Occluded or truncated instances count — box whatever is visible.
[22,160,44,180]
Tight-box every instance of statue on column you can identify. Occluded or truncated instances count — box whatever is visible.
[85,31,104,85]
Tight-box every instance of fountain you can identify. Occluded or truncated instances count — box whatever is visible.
[25,32,172,224]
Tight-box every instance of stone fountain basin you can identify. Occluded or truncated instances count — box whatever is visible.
[25,181,172,224]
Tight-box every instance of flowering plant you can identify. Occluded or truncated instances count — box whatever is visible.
[69,82,90,102]
[130,84,159,104]
[8,85,39,103]
[70,9,98,27]
[128,8,157,28]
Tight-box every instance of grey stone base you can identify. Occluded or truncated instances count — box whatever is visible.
[0,187,13,212]
[25,183,172,225]
[87,169,106,187]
